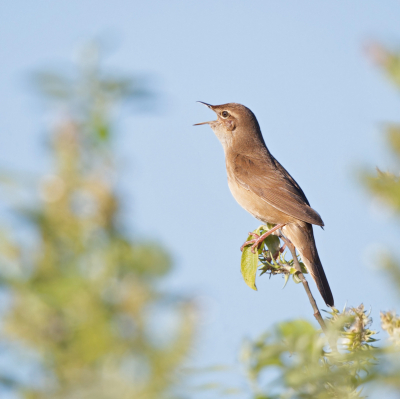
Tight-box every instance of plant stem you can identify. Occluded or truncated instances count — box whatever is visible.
[279,232,337,352]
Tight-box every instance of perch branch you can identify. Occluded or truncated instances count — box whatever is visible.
[278,231,337,352]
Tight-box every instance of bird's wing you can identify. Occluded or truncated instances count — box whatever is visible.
[232,153,324,226]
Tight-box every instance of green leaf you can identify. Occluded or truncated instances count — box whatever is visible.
[292,273,302,284]
[299,262,308,274]
[254,225,264,237]
[241,234,259,291]
[282,273,290,289]
[240,225,281,291]
[263,234,280,256]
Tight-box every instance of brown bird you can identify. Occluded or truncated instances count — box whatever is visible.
[194,102,334,307]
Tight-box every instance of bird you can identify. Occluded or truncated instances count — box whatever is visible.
[194,102,334,307]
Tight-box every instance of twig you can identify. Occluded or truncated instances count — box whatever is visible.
[279,232,337,352]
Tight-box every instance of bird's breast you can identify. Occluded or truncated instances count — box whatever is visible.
[227,174,296,225]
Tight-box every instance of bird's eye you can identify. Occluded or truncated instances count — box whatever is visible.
[221,111,229,118]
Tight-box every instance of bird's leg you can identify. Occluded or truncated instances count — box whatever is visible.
[240,232,260,252]
[271,243,287,259]
[240,223,286,253]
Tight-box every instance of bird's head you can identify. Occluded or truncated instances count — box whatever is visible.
[194,102,262,150]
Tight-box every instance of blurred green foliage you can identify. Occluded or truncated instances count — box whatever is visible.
[231,44,400,399]
[241,306,379,399]
[0,44,195,398]
[3,40,400,399]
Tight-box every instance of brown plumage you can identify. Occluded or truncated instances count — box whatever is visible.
[195,102,334,307]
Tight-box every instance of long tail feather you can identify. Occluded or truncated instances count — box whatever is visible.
[282,222,334,307]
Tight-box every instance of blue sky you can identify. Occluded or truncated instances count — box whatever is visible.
[2,0,400,395]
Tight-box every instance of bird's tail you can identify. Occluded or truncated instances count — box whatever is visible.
[282,222,334,307]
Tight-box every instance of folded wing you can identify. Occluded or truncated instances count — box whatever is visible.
[232,153,324,226]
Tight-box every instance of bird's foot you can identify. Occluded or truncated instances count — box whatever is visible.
[240,223,286,254]
[240,232,261,253]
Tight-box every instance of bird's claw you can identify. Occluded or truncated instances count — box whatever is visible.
[240,224,286,254]
[240,232,263,253]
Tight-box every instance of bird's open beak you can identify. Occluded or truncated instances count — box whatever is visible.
[193,121,213,126]
[194,101,217,126]
[197,101,212,108]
